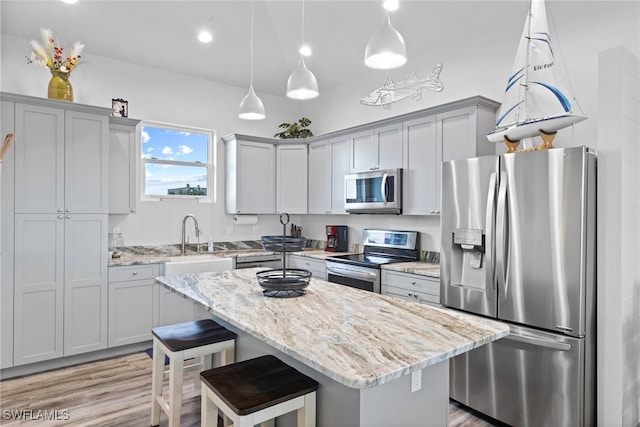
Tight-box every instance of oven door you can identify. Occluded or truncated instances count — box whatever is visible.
[326,261,380,293]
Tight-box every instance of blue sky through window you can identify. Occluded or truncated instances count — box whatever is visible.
[141,125,210,196]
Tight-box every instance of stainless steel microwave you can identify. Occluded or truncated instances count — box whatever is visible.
[344,168,402,214]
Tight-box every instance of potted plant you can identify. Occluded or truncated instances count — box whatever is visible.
[274,117,313,139]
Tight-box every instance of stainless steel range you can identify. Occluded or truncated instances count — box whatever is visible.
[326,229,419,293]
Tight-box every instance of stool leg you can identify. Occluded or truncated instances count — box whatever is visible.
[220,343,234,366]
[297,392,316,427]
[150,340,164,426]
[194,354,213,392]
[260,420,275,427]
[168,353,184,427]
[201,383,218,427]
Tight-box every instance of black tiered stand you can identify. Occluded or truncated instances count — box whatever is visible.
[256,213,311,297]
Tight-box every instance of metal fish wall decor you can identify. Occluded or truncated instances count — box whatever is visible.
[360,63,443,109]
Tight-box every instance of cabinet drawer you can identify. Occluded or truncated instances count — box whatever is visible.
[381,270,439,296]
[288,255,327,280]
[382,285,440,307]
[109,264,160,283]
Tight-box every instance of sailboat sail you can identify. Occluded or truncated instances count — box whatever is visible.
[487,0,587,143]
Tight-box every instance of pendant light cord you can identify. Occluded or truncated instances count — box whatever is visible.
[249,0,255,87]
[300,0,305,47]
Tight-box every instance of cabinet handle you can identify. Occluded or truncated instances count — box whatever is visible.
[57,208,64,213]
[411,281,417,285]
[65,215,71,219]
[65,208,71,213]
[132,271,138,276]
[324,210,331,214]
[57,215,64,219]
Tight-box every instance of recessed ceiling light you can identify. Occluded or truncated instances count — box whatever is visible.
[383,0,399,12]
[299,45,312,57]
[198,31,213,43]
[61,0,79,4]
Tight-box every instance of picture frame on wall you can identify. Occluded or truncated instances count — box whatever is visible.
[112,98,128,117]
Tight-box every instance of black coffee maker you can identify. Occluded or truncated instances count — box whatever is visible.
[325,225,348,252]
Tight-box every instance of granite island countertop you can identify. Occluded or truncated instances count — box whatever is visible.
[155,268,507,389]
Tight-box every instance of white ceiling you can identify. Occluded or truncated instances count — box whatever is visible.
[0,1,556,96]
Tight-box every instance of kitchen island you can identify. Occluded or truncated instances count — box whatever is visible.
[156,268,508,427]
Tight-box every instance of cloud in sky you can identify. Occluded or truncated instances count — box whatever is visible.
[162,146,173,155]
[141,130,150,144]
[178,145,193,155]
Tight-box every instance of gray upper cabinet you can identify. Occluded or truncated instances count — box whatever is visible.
[307,135,349,215]
[439,105,497,162]
[330,136,349,215]
[14,102,109,214]
[276,144,308,214]
[402,115,440,215]
[403,98,499,215]
[223,96,498,218]
[224,134,310,215]
[349,123,403,173]
[307,139,331,214]
[224,135,276,214]
[109,117,140,214]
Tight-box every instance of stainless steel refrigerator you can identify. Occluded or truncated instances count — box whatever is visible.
[440,146,596,427]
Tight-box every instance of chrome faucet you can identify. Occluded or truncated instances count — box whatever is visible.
[181,214,201,255]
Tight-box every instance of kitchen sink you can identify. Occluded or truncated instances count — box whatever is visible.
[164,254,233,275]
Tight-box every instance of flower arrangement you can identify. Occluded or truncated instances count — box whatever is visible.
[28,28,84,73]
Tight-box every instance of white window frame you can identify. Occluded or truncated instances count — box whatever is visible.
[139,120,216,203]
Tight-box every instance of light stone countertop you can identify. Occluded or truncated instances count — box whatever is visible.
[382,261,440,278]
[109,247,356,267]
[155,268,508,389]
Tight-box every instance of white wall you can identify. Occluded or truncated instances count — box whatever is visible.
[597,46,640,427]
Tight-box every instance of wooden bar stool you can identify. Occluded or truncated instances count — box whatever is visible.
[150,319,237,427]
[200,355,319,427]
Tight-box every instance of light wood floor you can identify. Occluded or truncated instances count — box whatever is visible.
[0,351,501,426]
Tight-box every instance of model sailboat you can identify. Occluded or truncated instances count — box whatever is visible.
[487,0,587,152]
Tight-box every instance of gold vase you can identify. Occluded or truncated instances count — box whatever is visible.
[47,70,74,102]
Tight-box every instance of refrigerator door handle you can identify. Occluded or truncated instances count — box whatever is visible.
[495,171,508,297]
[504,332,573,351]
[485,172,497,289]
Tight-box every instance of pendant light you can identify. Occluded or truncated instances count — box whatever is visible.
[364,3,406,70]
[239,0,265,120]
[286,0,318,99]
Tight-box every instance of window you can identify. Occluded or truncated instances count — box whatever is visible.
[140,122,215,201]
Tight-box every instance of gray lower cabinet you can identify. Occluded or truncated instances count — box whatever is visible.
[13,213,108,365]
[287,255,327,280]
[157,287,199,326]
[381,270,440,307]
[108,264,160,347]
